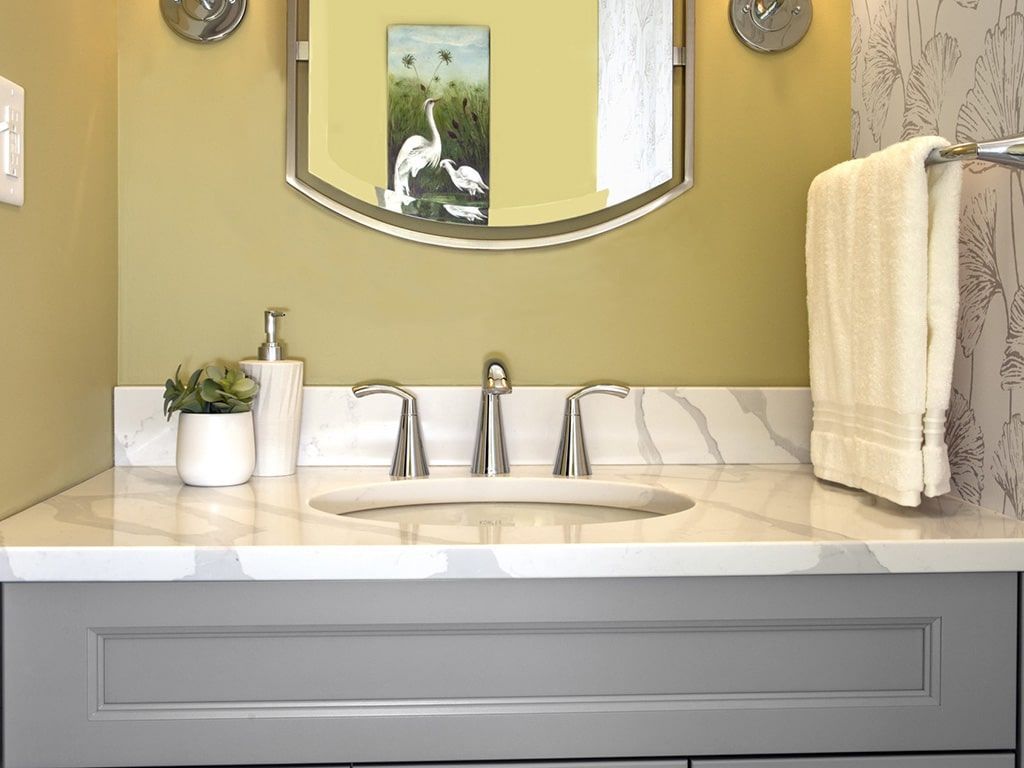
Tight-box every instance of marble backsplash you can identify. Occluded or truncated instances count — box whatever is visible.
[115,386,812,468]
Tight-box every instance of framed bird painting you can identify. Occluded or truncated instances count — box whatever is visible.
[384,24,491,225]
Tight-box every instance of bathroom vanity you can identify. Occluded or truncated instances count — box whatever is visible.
[7,0,1021,765]
[1,465,1022,768]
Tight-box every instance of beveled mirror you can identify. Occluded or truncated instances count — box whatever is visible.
[287,0,694,250]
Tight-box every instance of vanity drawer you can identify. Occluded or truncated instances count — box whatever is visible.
[2,575,1016,768]
[692,757,1013,768]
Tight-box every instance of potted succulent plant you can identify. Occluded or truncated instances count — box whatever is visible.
[163,365,260,487]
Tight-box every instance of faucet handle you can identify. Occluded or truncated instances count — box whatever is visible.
[553,384,631,478]
[567,384,629,404]
[352,384,429,479]
[353,383,417,404]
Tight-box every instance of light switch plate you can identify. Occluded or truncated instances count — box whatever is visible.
[0,75,25,207]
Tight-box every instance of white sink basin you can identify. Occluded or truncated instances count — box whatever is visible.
[309,476,695,528]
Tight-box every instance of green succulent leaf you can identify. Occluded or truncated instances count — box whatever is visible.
[162,362,260,419]
[231,378,257,399]
[199,378,225,403]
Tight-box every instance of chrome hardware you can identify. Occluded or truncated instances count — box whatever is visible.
[730,0,812,53]
[752,0,782,22]
[553,385,630,478]
[258,309,287,362]
[926,135,1024,171]
[471,360,511,477]
[352,384,429,479]
[160,0,247,44]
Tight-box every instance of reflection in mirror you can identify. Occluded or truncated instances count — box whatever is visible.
[288,0,694,249]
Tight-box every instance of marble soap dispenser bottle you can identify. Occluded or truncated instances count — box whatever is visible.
[240,310,304,477]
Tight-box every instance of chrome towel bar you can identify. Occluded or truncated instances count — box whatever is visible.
[926,135,1024,170]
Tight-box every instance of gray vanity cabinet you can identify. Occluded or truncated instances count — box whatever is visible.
[1,574,1017,768]
[692,758,1014,768]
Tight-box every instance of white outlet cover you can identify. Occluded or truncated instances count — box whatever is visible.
[0,75,25,207]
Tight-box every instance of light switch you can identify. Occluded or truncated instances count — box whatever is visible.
[0,75,25,207]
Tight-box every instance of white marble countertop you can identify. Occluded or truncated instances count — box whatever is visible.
[2,465,1024,581]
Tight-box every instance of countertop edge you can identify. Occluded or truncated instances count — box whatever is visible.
[0,540,1023,582]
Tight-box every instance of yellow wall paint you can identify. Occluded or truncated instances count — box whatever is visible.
[308,0,599,217]
[0,2,118,518]
[118,1,850,387]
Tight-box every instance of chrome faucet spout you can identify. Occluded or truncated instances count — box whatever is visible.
[472,360,511,476]
[484,361,511,395]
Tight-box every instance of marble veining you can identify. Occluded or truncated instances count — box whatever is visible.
[2,464,1024,582]
[114,386,812,468]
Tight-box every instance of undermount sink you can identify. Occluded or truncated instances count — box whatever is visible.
[309,477,695,527]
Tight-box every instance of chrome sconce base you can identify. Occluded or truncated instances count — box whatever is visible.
[730,0,812,53]
[161,0,247,44]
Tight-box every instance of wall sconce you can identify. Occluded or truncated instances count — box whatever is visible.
[160,0,247,43]
[730,0,813,53]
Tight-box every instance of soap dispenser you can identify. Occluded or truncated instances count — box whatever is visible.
[240,310,304,477]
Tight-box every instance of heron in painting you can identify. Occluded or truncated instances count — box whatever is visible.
[393,98,442,196]
[439,159,489,197]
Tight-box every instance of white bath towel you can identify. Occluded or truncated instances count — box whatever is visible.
[805,137,962,507]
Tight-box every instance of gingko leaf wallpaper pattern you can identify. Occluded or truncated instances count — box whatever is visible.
[851,0,1024,516]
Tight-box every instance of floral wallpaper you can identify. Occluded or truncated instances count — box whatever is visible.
[851,0,1024,516]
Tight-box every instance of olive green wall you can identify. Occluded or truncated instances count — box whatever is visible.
[118,2,850,386]
[0,3,118,518]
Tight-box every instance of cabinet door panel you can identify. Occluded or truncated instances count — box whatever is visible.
[2,575,1016,768]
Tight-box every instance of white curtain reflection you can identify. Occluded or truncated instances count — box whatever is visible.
[597,0,674,205]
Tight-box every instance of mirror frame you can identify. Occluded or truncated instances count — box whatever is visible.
[286,0,695,250]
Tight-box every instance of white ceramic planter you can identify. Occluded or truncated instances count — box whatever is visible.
[175,412,256,487]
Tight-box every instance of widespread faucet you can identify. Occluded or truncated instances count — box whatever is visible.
[552,384,630,477]
[471,360,511,476]
[351,384,429,479]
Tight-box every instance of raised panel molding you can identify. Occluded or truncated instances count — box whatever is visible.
[87,617,940,721]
